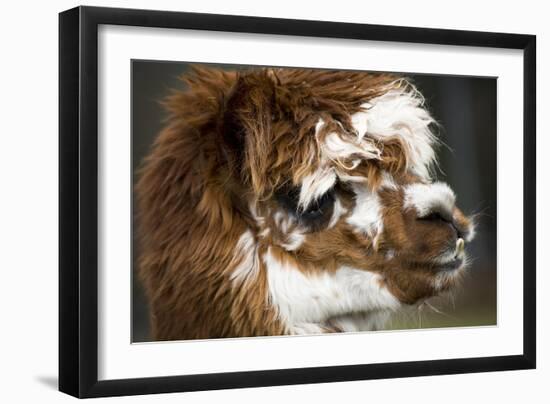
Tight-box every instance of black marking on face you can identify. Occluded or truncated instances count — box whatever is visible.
[275,186,335,231]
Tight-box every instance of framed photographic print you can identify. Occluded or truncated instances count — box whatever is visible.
[59,6,536,398]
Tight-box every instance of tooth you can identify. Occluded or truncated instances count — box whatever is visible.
[455,238,465,257]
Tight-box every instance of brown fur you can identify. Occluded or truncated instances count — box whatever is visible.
[136,65,473,340]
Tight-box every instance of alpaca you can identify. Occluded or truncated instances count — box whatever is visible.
[136,66,475,341]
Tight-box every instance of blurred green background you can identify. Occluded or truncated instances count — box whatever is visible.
[131,61,497,342]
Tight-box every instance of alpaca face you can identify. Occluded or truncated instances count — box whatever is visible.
[138,67,477,338]
[231,71,476,331]
[252,174,474,307]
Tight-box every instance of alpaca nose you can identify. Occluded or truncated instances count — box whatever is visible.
[420,210,464,241]
[443,215,466,241]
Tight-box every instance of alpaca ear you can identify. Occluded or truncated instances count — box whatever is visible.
[220,75,249,161]
[220,72,276,194]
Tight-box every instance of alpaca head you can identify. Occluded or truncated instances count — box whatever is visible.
[137,66,476,338]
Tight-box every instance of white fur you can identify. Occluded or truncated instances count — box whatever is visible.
[335,172,369,183]
[322,131,381,163]
[433,265,466,290]
[298,166,337,209]
[327,197,347,229]
[273,210,287,230]
[380,170,398,190]
[315,83,437,182]
[433,252,455,265]
[229,230,260,286]
[403,182,456,218]
[289,323,327,335]
[314,117,325,136]
[264,248,400,333]
[274,211,298,235]
[250,202,272,239]
[464,223,476,243]
[280,231,305,251]
[273,210,306,251]
[328,311,392,332]
[346,184,384,239]
[351,83,437,180]
[433,237,464,265]
[249,202,266,226]
[315,118,381,165]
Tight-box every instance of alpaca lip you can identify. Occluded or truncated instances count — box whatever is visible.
[433,238,466,272]
[436,256,464,272]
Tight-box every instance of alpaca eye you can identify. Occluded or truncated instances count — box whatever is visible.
[301,204,323,219]
[299,191,335,222]
[275,186,335,225]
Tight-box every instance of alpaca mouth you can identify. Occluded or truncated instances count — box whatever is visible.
[435,256,464,272]
[433,238,466,272]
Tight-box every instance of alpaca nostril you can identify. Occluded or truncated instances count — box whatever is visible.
[450,219,466,240]
[450,221,460,238]
[419,211,464,240]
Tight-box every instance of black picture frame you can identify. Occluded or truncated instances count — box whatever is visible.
[59,5,536,398]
